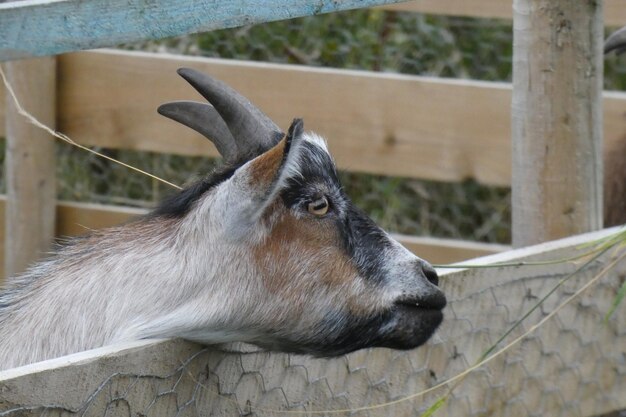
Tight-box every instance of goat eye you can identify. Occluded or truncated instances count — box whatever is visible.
[307,196,329,216]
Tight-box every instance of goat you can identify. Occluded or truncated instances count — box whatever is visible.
[0,69,446,370]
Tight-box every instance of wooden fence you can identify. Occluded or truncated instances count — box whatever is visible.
[1,47,625,277]
[385,0,626,26]
[1,0,624,416]
[0,1,623,274]
[1,0,625,61]
[0,0,407,60]
[3,49,626,185]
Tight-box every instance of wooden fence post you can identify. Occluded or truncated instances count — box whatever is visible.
[511,0,604,248]
[4,57,57,277]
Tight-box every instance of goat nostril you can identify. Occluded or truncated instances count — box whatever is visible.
[422,264,439,286]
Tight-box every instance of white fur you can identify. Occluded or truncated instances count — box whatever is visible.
[0,131,443,370]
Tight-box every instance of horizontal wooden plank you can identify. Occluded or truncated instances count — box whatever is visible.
[2,50,626,187]
[396,234,509,265]
[382,0,626,27]
[60,50,515,185]
[0,196,505,283]
[381,0,512,20]
[0,0,407,61]
[1,0,624,60]
[55,50,626,186]
[54,201,147,237]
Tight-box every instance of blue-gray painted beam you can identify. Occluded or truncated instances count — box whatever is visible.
[0,0,408,61]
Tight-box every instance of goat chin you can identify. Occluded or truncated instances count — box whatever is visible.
[248,298,446,357]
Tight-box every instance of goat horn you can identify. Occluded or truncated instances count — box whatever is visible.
[175,68,284,161]
[157,101,239,163]
[605,26,626,55]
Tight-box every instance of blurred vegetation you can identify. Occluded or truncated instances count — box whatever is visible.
[131,11,516,81]
[117,10,519,243]
[4,9,625,244]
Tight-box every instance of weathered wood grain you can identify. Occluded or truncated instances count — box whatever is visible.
[1,49,625,188]
[2,0,624,62]
[3,58,57,277]
[55,50,515,185]
[0,0,408,61]
[511,1,603,247]
[395,233,509,264]
[382,0,626,27]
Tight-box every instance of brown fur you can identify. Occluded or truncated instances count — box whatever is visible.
[256,210,353,288]
[248,137,287,188]
[252,203,373,316]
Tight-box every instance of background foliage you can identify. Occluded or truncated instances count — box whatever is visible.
[2,9,625,243]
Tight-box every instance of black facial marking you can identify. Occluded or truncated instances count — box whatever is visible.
[306,311,392,356]
[281,141,341,210]
[259,305,444,357]
[266,312,390,356]
[151,165,239,218]
[339,205,392,285]
[280,141,392,284]
[281,119,300,168]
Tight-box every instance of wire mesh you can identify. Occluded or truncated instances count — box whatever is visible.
[1,237,624,417]
[1,10,625,417]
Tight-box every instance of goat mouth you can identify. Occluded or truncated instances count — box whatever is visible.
[394,302,445,315]
[394,293,447,311]
[392,303,444,324]
[257,303,444,357]
[392,301,445,327]
[374,293,446,350]
[377,303,444,350]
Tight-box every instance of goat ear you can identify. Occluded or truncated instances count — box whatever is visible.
[231,119,304,224]
[249,118,303,211]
